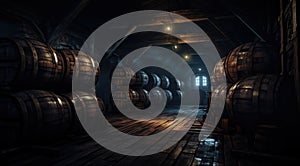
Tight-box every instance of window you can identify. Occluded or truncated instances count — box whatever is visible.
[202,76,207,86]
[196,76,208,87]
[195,76,200,86]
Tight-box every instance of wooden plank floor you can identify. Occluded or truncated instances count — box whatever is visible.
[0,109,298,166]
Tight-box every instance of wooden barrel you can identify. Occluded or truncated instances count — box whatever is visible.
[0,90,72,147]
[112,67,134,78]
[131,70,149,87]
[172,90,182,106]
[97,97,105,113]
[111,68,148,89]
[57,49,100,89]
[210,57,227,89]
[111,89,149,110]
[207,83,232,128]
[0,15,41,40]
[129,89,139,102]
[149,89,173,105]
[175,79,184,90]
[62,92,105,134]
[164,90,173,104]
[224,42,280,83]
[149,89,164,102]
[0,38,65,87]
[210,83,232,115]
[131,89,150,109]
[144,73,161,90]
[226,74,295,131]
[159,74,170,89]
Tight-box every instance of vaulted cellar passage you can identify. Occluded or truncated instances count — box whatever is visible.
[0,0,300,165]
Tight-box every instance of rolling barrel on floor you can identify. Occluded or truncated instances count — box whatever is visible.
[226,74,295,131]
[0,90,72,147]
[0,38,65,87]
[224,42,280,83]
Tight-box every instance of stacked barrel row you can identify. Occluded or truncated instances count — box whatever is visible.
[0,38,99,91]
[111,67,180,110]
[210,41,296,153]
[0,90,104,147]
[0,38,104,148]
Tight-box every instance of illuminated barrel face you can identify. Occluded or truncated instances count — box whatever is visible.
[224,42,280,83]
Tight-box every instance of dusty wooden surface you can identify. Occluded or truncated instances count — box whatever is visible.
[0,109,298,166]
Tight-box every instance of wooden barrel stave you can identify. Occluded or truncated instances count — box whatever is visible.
[144,73,161,90]
[210,57,227,89]
[0,38,65,87]
[224,42,280,83]
[164,90,173,104]
[131,70,149,87]
[111,68,148,89]
[73,51,100,85]
[111,89,150,110]
[131,89,150,109]
[159,74,170,89]
[149,89,173,105]
[226,74,295,131]
[0,90,72,147]
[62,92,105,134]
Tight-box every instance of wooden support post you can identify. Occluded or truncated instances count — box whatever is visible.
[292,0,300,111]
[279,0,287,76]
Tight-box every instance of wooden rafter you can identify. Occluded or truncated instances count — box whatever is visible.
[48,0,92,45]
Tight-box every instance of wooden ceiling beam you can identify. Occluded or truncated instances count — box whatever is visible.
[48,0,92,45]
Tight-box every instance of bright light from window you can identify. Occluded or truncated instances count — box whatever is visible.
[202,76,207,86]
[195,76,200,86]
